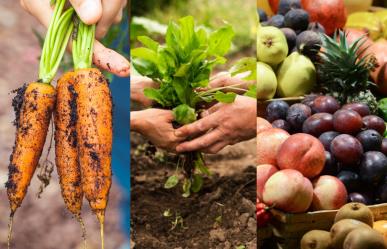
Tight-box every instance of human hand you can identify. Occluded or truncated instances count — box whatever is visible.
[131,109,184,151]
[20,0,130,77]
[131,76,159,107]
[175,95,257,154]
[209,71,256,94]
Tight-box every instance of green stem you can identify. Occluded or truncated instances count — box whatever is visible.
[73,18,95,70]
[39,0,74,84]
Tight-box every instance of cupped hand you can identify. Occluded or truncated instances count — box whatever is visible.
[20,0,130,77]
[131,109,184,152]
[175,95,257,154]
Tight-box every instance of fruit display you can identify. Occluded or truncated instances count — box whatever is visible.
[258,0,387,100]
[257,1,387,248]
[300,203,387,249]
[263,96,387,206]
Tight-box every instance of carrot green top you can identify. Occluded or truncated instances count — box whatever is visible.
[39,0,74,84]
[72,19,96,70]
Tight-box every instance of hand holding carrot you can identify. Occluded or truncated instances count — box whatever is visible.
[20,0,130,77]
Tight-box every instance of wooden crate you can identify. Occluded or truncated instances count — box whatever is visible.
[266,203,387,249]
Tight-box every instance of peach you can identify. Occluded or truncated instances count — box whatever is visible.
[277,133,325,179]
[257,164,279,200]
[257,117,272,135]
[312,175,348,211]
[263,169,314,213]
[257,128,290,165]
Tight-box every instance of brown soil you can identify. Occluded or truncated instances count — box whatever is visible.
[130,134,257,249]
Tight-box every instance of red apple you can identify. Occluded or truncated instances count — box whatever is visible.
[257,164,279,200]
[312,175,348,211]
[257,128,290,165]
[263,169,314,213]
[277,133,326,179]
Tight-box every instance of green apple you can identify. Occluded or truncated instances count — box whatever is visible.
[257,26,288,66]
[257,62,277,100]
[277,52,316,97]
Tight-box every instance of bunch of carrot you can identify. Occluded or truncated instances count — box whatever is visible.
[6,1,112,248]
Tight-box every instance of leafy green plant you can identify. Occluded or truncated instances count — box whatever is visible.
[132,16,254,196]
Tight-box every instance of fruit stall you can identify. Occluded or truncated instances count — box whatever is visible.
[257,0,387,248]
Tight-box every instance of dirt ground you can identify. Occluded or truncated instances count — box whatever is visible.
[0,2,126,249]
[130,133,257,249]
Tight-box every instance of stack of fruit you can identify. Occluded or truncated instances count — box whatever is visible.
[263,96,387,205]
[256,0,360,100]
[301,202,387,249]
[257,0,322,99]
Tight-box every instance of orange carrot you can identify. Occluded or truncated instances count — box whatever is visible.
[74,68,112,248]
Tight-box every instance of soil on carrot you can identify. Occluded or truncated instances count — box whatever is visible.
[130,134,257,249]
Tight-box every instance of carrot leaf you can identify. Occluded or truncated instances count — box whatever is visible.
[39,0,74,83]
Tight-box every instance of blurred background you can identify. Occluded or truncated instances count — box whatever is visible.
[0,1,129,249]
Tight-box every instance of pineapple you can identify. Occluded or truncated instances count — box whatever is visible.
[318,30,378,113]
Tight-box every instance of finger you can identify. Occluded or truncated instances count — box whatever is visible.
[113,8,123,24]
[175,129,223,153]
[114,0,127,24]
[93,40,130,77]
[209,71,230,88]
[21,0,53,27]
[201,140,229,154]
[175,115,218,138]
[201,103,223,118]
[69,0,103,25]
[96,0,123,39]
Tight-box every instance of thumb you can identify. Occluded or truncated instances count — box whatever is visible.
[70,0,103,25]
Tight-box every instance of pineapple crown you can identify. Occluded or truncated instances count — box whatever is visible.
[318,30,377,96]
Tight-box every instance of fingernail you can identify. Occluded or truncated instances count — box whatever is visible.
[79,0,101,24]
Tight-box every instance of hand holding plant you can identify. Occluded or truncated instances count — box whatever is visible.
[175,95,257,154]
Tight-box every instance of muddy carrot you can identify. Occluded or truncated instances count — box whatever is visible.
[72,20,112,249]
[54,71,87,246]
[6,1,74,247]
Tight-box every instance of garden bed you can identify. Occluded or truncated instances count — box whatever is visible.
[130,134,257,249]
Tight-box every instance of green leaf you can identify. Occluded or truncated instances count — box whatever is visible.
[230,57,257,81]
[208,25,234,56]
[131,58,159,78]
[214,91,237,103]
[163,209,172,217]
[196,28,208,45]
[164,175,179,189]
[144,88,166,106]
[172,78,190,104]
[182,178,191,198]
[174,63,191,77]
[131,47,159,65]
[194,155,211,176]
[378,98,387,122]
[244,84,257,98]
[191,174,203,193]
[173,104,197,124]
[137,36,159,51]
[177,16,200,60]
